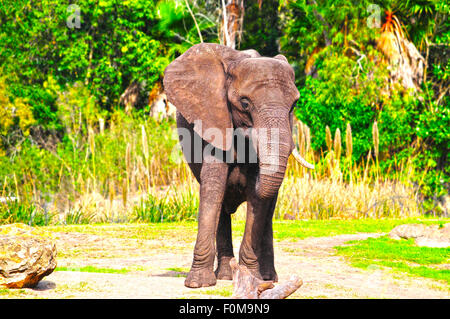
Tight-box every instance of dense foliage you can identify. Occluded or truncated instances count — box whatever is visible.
[0,0,448,217]
[0,0,211,130]
[278,0,449,209]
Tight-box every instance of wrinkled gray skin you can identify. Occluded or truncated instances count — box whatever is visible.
[164,43,300,288]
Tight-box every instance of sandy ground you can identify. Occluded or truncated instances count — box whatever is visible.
[8,231,450,299]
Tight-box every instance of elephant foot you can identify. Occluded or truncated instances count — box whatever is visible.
[214,256,234,280]
[185,268,217,288]
[260,262,278,282]
[261,270,278,283]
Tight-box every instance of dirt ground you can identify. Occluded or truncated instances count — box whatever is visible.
[9,230,450,299]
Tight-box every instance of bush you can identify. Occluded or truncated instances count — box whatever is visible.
[0,75,35,153]
[133,186,199,223]
[0,200,51,226]
[281,1,449,208]
[0,0,212,128]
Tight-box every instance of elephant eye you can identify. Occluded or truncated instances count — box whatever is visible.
[240,98,250,110]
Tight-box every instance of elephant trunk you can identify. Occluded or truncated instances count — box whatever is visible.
[254,126,291,199]
[256,167,287,199]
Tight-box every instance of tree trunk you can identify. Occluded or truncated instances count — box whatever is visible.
[220,0,244,49]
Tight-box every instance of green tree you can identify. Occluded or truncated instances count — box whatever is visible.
[0,0,212,129]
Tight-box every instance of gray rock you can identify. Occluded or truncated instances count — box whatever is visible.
[389,223,450,248]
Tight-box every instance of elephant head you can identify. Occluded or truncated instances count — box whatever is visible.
[164,43,313,199]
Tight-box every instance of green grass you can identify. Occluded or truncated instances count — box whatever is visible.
[132,189,199,223]
[197,285,233,297]
[267,218,448,241]
[166,267,189,273]
[184,284,234,298]
[165,267,189,277]
[44,217,449,242]
[0,288,27,297]
[335,236,450,285]
[0,200,52,226]
[46,222,199,242]
[55,266,131,274]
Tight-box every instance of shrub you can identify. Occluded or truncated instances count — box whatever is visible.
[0,200,51,226]
[133,185,199,223]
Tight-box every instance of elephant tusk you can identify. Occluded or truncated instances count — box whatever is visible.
[291,149,315,170]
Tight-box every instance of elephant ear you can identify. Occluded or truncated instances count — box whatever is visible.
[164,43,250,151]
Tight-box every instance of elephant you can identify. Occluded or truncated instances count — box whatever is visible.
[163,43,313,288]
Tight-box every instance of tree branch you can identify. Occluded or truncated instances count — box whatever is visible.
[184,0,203,43]
[221,0,232,47]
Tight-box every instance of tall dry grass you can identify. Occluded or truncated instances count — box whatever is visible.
[1,109,194,224]
[1,111,425,224]
[273,121,423,220]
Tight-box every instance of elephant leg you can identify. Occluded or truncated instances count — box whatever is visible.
[185,157,228,288]
[258,197,278,282]
[239,195,274,280]
[214,208,234,280]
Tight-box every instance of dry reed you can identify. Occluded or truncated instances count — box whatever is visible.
[3,114,425,223]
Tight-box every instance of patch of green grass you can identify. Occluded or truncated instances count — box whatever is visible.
[56,265,131,274]
[270,218,449,241]
[335,236,450,285]
[44,218,449,243]
[53,281,94,294]
[46,222,198,242]
[194,285,233,297]
[165,267,189,277]
[0,288,27,297]
[232,218,450,241]
[166,267,189,273]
